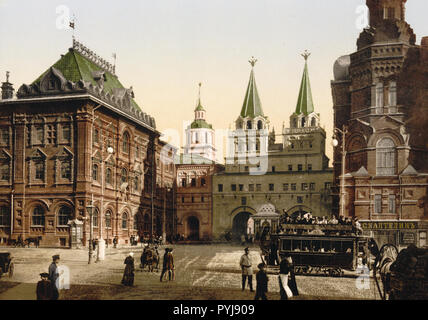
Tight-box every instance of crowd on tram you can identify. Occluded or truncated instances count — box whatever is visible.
[281,212,354,226]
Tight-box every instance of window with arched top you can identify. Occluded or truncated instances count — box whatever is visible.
[301,117,306,127]
[32,206,45,226]
[376,138,396,176]
[105,210,112,228]
[292,118,297,128]
[106,168,112,185]
[93,208,99,227]
[58,206,72,226]
[133,214,138,230]
[122,132,130,154]
[311,118,316,127]
[122,212,128,229]
[257,120,263,130]
[92,164,99,181]
[247,121,252,129]
[121,168,128,184]
[134,176,139,191]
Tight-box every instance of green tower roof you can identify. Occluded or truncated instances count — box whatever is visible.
[32,48,141,111]
[240,58,264,118]
[295,52,315,116]
[195,99,205,112]
[190,119,213,129]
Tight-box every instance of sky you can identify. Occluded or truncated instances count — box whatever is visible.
[1,0,427,163]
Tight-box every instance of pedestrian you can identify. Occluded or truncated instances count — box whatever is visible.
[286,255,299,296]
[166,248,175,281]
[240,234,246,246]
[121,252,135,286]
[160,248,170,282]
[36,272,52,300]
[254,263,268,300]
[278,255,293,300]
[239,247,254,292]
[48,255,61,300]
[113,236,118,248]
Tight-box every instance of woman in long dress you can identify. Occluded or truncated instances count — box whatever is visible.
[286,256,299,296]
[122,252,135,286]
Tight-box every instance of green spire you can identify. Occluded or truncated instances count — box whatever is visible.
[295,50,315,116]
[240,57,264,118]
[195,82,205,111]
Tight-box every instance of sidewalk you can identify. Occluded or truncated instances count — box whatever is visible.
[0,283,35,300]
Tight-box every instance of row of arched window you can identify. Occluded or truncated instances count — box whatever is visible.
[93,129,132,155]
[10,205,144,230]
[92,165,141,189]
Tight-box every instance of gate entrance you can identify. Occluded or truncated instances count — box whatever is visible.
[232,212,251,239]
[187,216,200,240]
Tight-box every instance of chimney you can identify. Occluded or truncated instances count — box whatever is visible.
[1,71,14,100]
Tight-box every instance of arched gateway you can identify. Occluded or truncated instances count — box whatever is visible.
[187,216,200,240]
[232,212,252,239]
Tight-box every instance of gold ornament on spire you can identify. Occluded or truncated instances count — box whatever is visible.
[249,56,258,67]
[301,50,311,61]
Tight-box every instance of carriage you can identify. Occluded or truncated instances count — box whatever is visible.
[0,252,14,278]
[373,243,428,300]
[262,224,372,276]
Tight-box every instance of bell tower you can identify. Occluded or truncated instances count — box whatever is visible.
[367,0,407,27]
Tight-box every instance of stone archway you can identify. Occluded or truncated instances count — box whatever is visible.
[187,216,200,241]
[232,212,252,239]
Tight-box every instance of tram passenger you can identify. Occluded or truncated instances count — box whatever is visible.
[329,216,338,225]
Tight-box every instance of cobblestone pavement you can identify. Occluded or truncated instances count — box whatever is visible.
[0,244,379,300]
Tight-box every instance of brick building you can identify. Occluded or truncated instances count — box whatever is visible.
[331,0,428,248]
[175,154,223,241]
[176,95,224,241]
[0,39,176,247]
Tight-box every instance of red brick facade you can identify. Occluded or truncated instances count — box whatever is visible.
[0,44,176,248]
[331,0,428,248]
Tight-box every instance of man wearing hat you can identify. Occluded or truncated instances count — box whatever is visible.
[254,263,269,300]
[239,247,254,292]
[48,255,60,300]
[36,273,52,300]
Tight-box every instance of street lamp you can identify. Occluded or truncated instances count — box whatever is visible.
[86,199,95,264]
[332,125,348,218]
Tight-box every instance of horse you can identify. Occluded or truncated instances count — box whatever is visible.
[140,247,159,272]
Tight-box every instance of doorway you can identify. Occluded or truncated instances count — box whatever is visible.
[187,216,200,240]
[232,212,251,240]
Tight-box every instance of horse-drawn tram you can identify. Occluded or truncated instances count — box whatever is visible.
[261,224,372,277]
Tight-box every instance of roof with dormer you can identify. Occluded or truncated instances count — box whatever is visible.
[31,47,140,111]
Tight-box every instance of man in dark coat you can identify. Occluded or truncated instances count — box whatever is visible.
[254,263,269,300]
[48,255,60,300]
[160,248,170,282]
[121,252,135,286]
[165,248,175,281]
[36,273,52,300]
[278,257,291,300]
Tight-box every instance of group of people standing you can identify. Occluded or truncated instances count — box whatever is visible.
[239,247,299,300]
[121,247,175,286]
